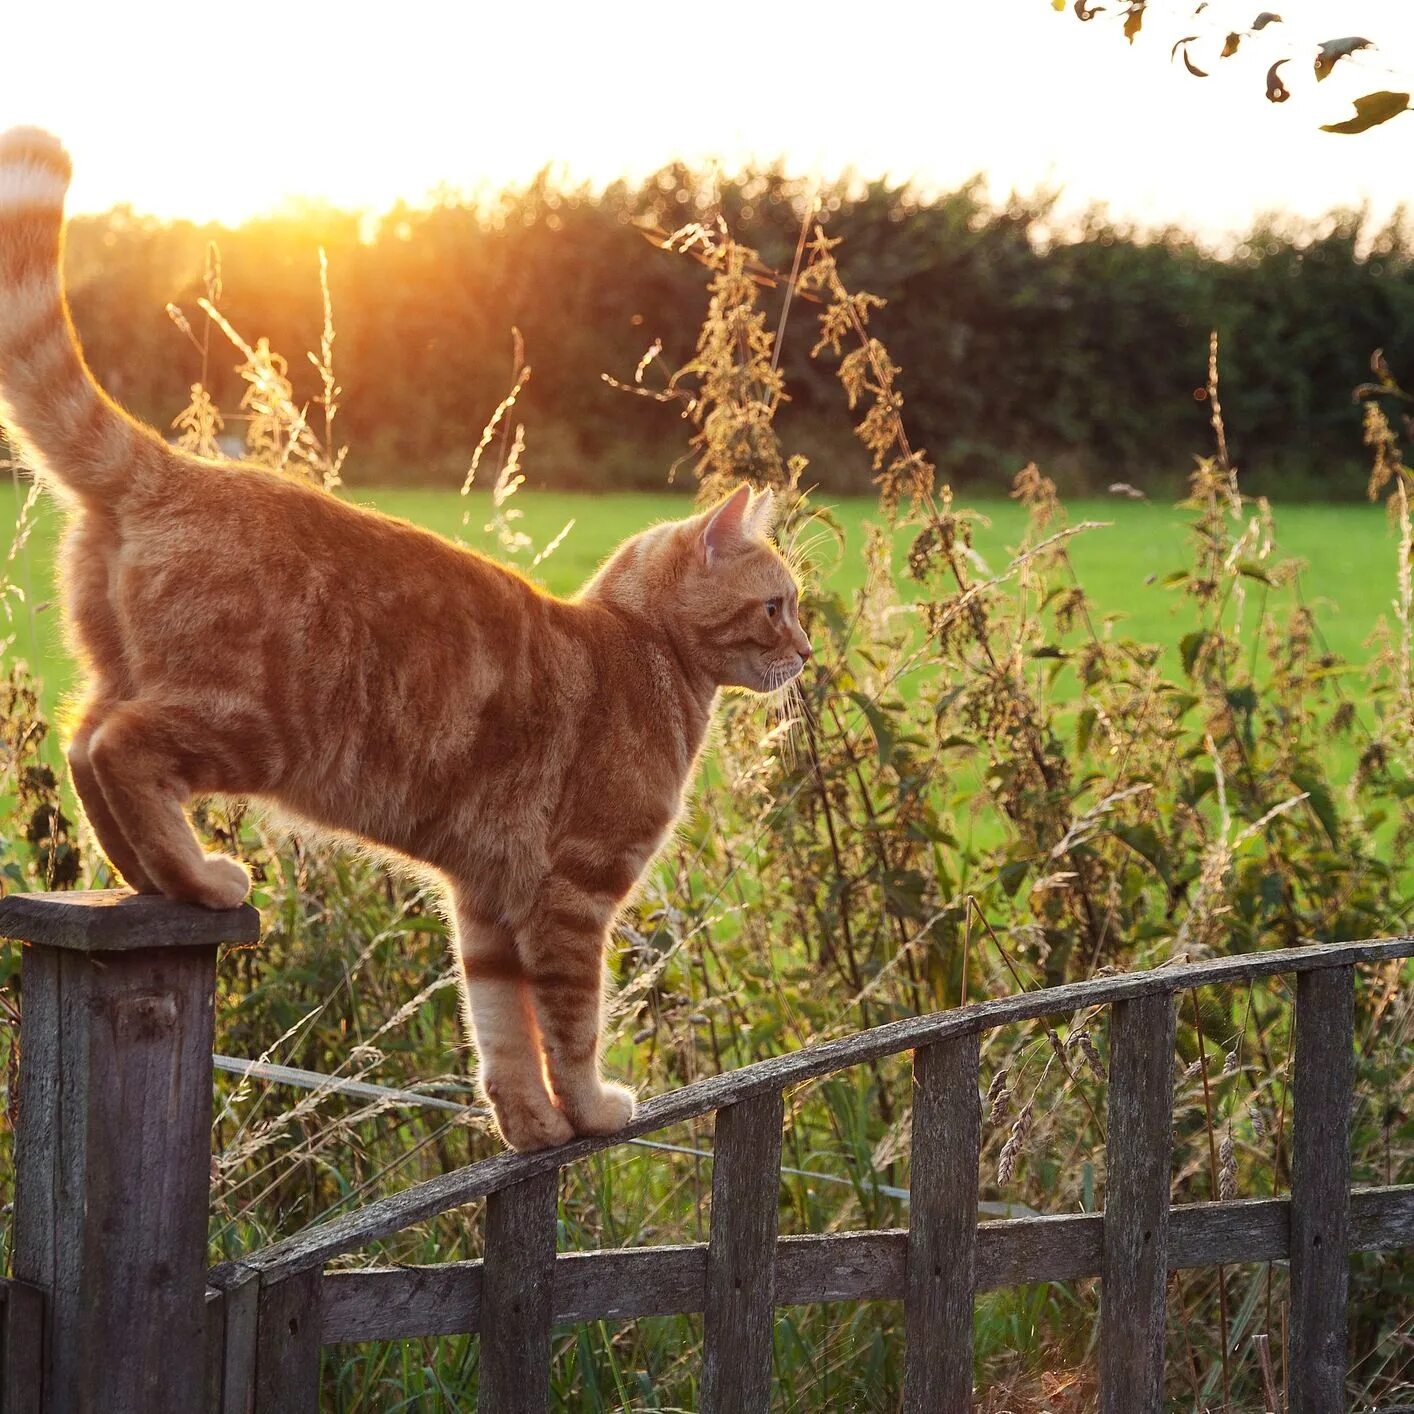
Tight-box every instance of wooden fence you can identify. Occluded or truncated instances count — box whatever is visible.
[1,889,1411,1412]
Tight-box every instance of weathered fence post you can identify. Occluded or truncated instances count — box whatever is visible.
[700,1091,785,1414]
[1288,964,1355,1414]
[0,889,260,1413]
[1100,990,1177,1414]
[478,1169,560,1414]
[903,1032,982,1413]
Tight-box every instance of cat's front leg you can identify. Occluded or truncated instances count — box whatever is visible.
[453,906,574,1153]
[518,882,636,1138]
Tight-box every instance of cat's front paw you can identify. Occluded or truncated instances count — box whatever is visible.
[565,1081,636,1138]
[190,854,250,911]
[487,1083,575,1153]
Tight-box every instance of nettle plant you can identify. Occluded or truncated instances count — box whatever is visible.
[610,213,1413,1388]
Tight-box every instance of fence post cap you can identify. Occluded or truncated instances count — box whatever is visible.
[0,889,260,952]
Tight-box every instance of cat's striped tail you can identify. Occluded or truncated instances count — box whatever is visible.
[0,127,158,505]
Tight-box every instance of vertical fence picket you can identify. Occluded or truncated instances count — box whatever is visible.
[253,1269,322,1414]
[700,1091,785,1414]
[1288,965,1355,1413]
[478,1168,559,1414]
[1100,992,1177,1414]
[902,1033,981,1413]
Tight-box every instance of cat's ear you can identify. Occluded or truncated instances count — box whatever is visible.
[746,487,777,537]
[701,483,753,567]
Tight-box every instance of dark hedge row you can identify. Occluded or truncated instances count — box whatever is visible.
[62,169,1414,496]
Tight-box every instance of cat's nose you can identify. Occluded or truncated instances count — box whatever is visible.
[796,632,813,661]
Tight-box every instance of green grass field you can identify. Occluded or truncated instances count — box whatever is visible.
[3,480,1400,723]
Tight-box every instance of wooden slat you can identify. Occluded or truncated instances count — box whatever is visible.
[701,1092,784,1414]
[903,1035,981,1413]
[1100,991,1177,1414]
[313,1185,1414,1344]
[244,936,1414,1281]
[213,1267,259,1414]
[478,1169,558,1414]
[253,1270,322,1414]
[1,1278,45,1414]
[1288,965,1355,1414]
[204,1288,228,1414]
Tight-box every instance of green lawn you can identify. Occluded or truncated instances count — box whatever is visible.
[2,479,1403,726]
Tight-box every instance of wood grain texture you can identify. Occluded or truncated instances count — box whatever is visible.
[0,889,259,952]
[205,1288,228,1414]
[478,1169,558,1414]
[1100,991,1177,1414]
[1,1278,45,1414]
[11,942,219,1413]
[253,1270,322,1414]
[309,1185,1414,1345]
[213,1268,260,1414]
[246,936,1413,1280]
[1289,965,1355,1414]
[701,1092,784,1414]
[903,1035,981,1413]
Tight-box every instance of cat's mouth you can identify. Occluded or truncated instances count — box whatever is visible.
[762,656,806,691]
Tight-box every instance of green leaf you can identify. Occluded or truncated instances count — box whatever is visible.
[1031,645,1069,659]
[1315,36,1374,81]
[1180,629,1209,678]
[1291,769,1340,845]
[1321,90,1410,134]
[999,860,1030,897]
[1237,559,1274,585]
[1113,823,1172,885]
[1076,705,1098,755]
[848,690,897,767]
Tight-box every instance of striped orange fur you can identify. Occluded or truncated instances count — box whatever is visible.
[0,128,812,1151]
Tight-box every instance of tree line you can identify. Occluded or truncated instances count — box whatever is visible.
[61,168,1414,499]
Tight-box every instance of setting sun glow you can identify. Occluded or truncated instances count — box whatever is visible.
[3,0,1411,236]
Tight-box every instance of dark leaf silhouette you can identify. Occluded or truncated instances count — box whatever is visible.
[1315,36,1373,81]
[1320,89,1410,134]
[1266,59,1291,101]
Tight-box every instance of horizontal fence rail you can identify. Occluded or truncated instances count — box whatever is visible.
[311,1187,1414,1344]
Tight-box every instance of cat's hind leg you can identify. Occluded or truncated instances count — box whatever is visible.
[517,887,636,1139]
[454,906,574,1153]
[67,696,158,893]
[84,699,250,910]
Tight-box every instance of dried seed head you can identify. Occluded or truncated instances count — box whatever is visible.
[1222,1049,1238,1075]
[1249,1104,1267,1140]
[997,1101,1035,1185]
[1219,1127,1237,1202]
[998,1137,1018,1185]
[1072,1030,1107,1082]
[988,1086,1012,1127]
[987,1068,1009,1105]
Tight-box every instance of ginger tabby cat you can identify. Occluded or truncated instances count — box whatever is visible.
[0,128,812,1152]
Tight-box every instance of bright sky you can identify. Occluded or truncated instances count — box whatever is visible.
[2,0,1410,237]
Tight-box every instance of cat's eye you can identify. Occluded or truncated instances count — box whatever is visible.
[765,598,782,619]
